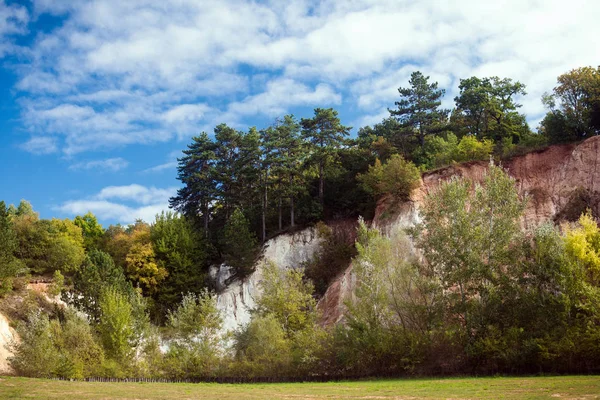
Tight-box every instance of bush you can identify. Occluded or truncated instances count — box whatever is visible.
[358,154,421,200]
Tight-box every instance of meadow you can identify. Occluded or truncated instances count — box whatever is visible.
[1,375,599,399]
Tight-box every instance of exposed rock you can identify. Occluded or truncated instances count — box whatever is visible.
[0,312,17,375]
[319,136,600,325]
[214,227,322,333]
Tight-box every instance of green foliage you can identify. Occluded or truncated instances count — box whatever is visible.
[151,211,208,320]
[416,163,526,344]
[97,287,136,363]
[358,154,421,200]
[10,310,104,379]
[256,261,317,334]
[73,212,104,250]
[68,249,132,321]
[0,201,24,295]
[541,66,600,143]
[222,208,259,278]
[232,315,292,378]
[163,290,223,378]
[389,71,449,149]
[453,76,529,142]
[48,270,64,297]
[12,210,85,275]
[304,222,357,296]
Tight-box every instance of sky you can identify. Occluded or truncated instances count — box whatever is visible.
[0,0,598,227]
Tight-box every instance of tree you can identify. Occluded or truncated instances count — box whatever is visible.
[358,154,421,200]
[301,108,351,209]
[164,290,223,378]
[453,76,529,142]
[541,66,600,143]
[170,132,217,231]
[68,249,131,321]
[125,242,167,294]
[97,287,135,363]
[73,212,104,250]
[151,211,208,320]
[256,261,317,334]
[389,71,449,149]
[0,201,23,295]
[221,208,259,278]
[415,163,526,343]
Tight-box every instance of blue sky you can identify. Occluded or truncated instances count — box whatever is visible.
[0,0,598,227]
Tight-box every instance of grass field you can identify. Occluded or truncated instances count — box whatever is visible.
[0,375,599,399]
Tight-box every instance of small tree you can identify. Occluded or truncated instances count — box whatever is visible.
[358,154,421,200]
[164,290,223,379]
[222,208,259,278]
[97,287,135,364]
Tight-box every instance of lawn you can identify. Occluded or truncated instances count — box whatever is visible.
[0,375,599,399]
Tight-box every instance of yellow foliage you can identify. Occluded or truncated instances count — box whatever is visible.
[564,211,600,285]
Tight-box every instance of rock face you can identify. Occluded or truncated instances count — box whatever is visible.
[0,312,17,375]
[319,136,600,325]
[212,227,322,333]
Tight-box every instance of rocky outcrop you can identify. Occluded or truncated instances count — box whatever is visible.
[0,313,17,375]
[319,136,600,325]
[212,227,322,333]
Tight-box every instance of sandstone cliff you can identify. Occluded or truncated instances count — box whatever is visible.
[318,136,600,325]
[212,227,322,333]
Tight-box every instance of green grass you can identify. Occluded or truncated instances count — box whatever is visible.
[0,375,599,399]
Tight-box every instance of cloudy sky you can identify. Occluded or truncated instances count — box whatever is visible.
[0,0,598,225]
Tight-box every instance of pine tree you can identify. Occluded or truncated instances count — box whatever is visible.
[222,208,259,278]
[389,71,449,149]
[301,108,350,210]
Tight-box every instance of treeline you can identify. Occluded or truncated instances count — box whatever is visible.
[171,66,600,281]
[0,65,599,379]
[5,165,600,379]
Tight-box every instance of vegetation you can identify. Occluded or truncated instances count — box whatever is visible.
[2,65,600,381]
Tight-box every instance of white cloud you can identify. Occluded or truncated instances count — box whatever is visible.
[13,0,600,155]
[57,184,179,224]
[143,151,180,173]
[0,1,29,57]
[69,157,129,172]
[20,136,58,155]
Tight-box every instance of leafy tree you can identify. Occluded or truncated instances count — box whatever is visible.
[415,163,526,343]
[453,76,529,142]
[389,71,449,149]
[301,108,351,209]
[164,290,223,378]
[541,66,600,143]
[232,314,292,378]
[358,154,421,200]
[125,242,167,294]
[256,261,317,334]
[10,310,104,379]
[221,208,259,278]
[97,287,135,363]
[151,211,208,320]
[68,249,132,321]
[0,201,23,295]
[564,210,600,285]
[338,219,440,375]
[73,212,104,250]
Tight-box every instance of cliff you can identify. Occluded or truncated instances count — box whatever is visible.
[318,136,600,325]
[212,227,322,333]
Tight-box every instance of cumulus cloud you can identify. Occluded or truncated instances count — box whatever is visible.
[69,157,129,172]
[57,184,179,224]
[13,0,600,155]
[20,136,58,155]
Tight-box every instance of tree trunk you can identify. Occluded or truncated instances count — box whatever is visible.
[262,174,267,243]
[319,162,324,208]
[290,196,295,228]
[203,202,209,233]
[278,197,282,231]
